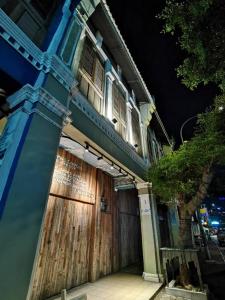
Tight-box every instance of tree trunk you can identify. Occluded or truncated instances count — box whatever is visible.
[186,165,214,216]
[179,204,193,249]
[177,166,213,249]
[176,166,213,288]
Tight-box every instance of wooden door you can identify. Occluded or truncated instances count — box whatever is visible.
[31,149,96,299]
[30,149,118,300]
[31,196,93,300]
[118,189,142,269]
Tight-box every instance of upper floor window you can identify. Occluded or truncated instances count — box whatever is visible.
[112,83,127,140]
[78,38,105,113]
[132,109,142,156]
[1,0,60,47]
[29,0,55,19]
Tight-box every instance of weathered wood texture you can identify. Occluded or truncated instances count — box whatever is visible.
[31,149,141,300]
[117,189,142,268]
[31,196,93,300]
[89,170,115,281]
[50,148,97,204]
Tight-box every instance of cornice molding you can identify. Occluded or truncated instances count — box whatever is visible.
[0,9,75,91]
[8,84,71,120]
[71,91,148,171]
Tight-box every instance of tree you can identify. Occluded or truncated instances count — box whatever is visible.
[148,96,225,248]
[159,0,225,91]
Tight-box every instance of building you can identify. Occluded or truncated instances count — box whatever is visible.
[0,1,172,299]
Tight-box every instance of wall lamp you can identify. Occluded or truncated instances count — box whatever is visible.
[84,143,89,152]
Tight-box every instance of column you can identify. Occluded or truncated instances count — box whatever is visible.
[104,61,114,121]
[136,182,163,282]
[126,101,133,144]
[0,85,70,300]
[139,118,147,160]
[47,0,72,54]
[140,121,148,160]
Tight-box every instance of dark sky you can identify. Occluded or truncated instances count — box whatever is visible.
[107,0,217,145]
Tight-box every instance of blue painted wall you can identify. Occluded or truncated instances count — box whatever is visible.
[0,39,38,86]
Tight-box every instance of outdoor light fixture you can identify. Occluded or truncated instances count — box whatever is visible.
[218,106,224,111]
[211,221,220,225]
[134,144,138,148]
[112,118,117,124]
[84,143,89,152]
[100,196,108,212]
[132,176,136,184]
[110,163,114,170]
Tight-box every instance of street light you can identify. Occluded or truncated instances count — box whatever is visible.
[180,115,198,144]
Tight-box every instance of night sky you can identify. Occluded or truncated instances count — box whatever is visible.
[107,0,217,145]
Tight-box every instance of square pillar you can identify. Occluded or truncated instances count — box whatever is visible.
[0,85,71,300]
[104,62,114,122]
[136,182,163,282]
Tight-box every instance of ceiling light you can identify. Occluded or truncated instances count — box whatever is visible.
[85,143,89,152]
[110,163,114,170]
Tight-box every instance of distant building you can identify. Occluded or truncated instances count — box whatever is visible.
[0,1,172,299]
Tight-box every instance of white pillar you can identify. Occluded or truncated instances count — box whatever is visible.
[126,102,133,144]
[105,74,114,121]
[140,121,148,160]
[136,182,163,282]
[47,0,72,54]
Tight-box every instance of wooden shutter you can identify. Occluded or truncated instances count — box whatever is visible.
[30,0,56,18]
[94,58,104,92]
[80,38,95,77]
[112,83,127,139]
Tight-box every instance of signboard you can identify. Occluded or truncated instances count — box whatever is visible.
[140,195,151,216]
[50,148,96,204]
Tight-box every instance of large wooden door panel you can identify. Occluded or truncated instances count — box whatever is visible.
[31,196,93,300]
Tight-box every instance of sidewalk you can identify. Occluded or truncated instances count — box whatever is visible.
[48,273,162,300]
[153,240,225,300]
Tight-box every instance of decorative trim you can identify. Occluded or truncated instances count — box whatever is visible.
[32,109,63,129]
[136,182,152,191]
[0,9,75,91]
[8,84,71,120]
[43,54,74,90]
[143,272,163,283]
[71,91,148,170]
[59,14,83,66]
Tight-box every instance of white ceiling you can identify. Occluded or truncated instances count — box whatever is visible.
[60,136,126,178]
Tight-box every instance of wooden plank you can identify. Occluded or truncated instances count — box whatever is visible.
[118,189,142,269]
[30,196,93,300]
[89,170,115,281]
[50,148,97,204]
[31,148,142,300]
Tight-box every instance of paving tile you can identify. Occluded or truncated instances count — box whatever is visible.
[66,272,162,300]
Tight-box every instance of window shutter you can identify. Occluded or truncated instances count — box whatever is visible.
[112,84,120,117]
[112,83,127,139]
[94,58,104,92]
[80,39,95,77]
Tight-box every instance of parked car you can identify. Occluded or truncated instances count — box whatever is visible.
[217,228,225,246]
